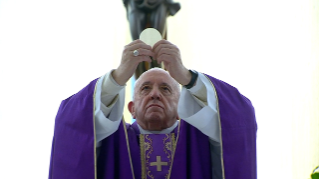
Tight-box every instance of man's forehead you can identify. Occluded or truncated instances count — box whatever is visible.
[139,80,171,86]
[136,72,174,87]
[139,70,171,80]
[138,74,173,84]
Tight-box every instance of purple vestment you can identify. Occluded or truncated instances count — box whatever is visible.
[49,74,257,179]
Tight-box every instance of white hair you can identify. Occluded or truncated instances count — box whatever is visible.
[133,68,181,99]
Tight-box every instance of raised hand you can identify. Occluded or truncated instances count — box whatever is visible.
[112,40,154,85]
[153,40,191,86]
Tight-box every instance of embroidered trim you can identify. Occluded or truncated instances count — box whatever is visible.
[166,121,181,179]
[140,134,146,179]
[93,78,100,179]
[145,135,154,179]
[163,134,172,160]
[204,74,225,179]
[122,119,136,179]
[163,134,175,179]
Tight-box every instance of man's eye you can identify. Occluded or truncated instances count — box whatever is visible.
[162,86,170,91]
[142,86,150,90]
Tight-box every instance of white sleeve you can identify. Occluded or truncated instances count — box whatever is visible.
[94,70,126,147]
[177,72,220,144]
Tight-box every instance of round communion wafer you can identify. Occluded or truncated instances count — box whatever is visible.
[139,28,162,47]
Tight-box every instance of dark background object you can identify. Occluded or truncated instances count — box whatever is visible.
[123,0,181,79]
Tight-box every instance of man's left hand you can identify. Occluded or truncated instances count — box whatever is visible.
[153,40,192,86]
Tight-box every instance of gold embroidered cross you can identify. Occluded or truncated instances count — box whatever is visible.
[150,156,168,171]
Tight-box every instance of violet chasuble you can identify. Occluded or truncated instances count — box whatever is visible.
[49,73,257,179]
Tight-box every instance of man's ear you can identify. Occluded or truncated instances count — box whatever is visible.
[128,101,136,119]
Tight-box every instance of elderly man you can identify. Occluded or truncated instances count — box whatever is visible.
[49,40,257,179]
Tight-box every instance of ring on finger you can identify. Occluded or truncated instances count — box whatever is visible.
[133,50,139,57]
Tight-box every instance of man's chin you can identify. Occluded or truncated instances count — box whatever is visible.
[145,112,163,121]
[144,117,165,131]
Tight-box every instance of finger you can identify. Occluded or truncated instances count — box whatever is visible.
[157,53,176,64]
[131,48,155,57]
[156,46,176,56]
[127,39,145,46]
[153,41,179,57]
[153,39,171,50]
[153,43,177,56]
[156,48,178,62]
[124,44,154,58]
[127,39,152,50]
[126,44,153,53]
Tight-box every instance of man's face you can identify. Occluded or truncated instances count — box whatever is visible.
[128,69,180,131]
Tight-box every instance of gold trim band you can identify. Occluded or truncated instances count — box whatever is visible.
[122,119,136,179]
[166,120,181,179]
[93,78,100,179]
[204,75,225,179]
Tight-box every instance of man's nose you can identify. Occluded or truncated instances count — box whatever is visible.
[150,88,161,100]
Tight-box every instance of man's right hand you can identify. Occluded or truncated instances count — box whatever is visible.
[112,40,154,86]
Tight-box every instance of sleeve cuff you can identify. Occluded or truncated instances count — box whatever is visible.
[101,70,126,96]
[188,75,205,94]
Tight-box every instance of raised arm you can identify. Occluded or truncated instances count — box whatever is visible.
[95,40,154,145]
[152,40,220,142]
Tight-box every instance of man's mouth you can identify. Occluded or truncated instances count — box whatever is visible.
[147,104,163,109]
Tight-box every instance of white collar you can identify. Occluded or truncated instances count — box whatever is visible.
[137,121,179,134]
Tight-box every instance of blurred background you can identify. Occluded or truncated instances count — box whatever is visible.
[0,0,318,178]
